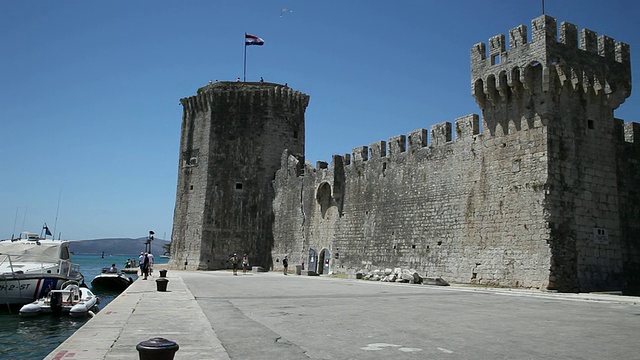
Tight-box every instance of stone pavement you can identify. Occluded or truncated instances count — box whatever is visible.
[46,267,640,360]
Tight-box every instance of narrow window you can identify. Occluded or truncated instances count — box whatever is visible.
[235,183,243,190]
[587,119,594,129]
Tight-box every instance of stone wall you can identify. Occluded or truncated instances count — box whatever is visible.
[273,111,552,288]
[272,15,639,292]
[169,82,309,270]
[169,16,639,293]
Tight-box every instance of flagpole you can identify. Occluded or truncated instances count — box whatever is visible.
[243,33,247,82]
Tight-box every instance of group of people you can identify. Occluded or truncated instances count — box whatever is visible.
[124,258,137,268]
[229,253,250,275]
[138,252,154,280]
[228,253,290,275]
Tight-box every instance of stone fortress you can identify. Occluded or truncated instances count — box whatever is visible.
[168,15,640,294]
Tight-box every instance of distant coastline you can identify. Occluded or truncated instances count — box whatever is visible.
[69,238,170,256]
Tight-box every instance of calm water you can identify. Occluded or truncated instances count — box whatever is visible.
[0,253,168,360]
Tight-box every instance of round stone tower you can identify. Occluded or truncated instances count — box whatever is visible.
[168,81,310,270]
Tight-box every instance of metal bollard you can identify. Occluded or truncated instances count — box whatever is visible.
[136,337,179,360]
[156,277,169,292]
[159,269,168,277]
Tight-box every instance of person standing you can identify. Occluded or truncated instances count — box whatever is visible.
[230,253,239,275]
[138,252,144,276]
[142,253,150,280]
[242,254,249,274]
[282,256,288,275]
[147,252,155,275]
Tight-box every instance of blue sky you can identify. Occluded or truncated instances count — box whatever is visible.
[1,1,638,240]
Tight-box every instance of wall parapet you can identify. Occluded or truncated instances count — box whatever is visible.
[180,81,310,115]
[296,114,481,174]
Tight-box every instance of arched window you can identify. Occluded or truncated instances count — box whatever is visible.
[316,182,332,218]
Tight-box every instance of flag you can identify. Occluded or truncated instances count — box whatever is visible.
[44,224,52,236]
[245,33,265,46]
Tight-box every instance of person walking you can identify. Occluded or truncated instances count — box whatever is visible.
[242,254,249,274]
[230,253,239,275]
[282,256,288,275]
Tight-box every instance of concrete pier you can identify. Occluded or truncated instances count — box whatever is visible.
[46,268,640,360]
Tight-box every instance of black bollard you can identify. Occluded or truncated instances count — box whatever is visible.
[159,269,167,277]
[156,277,169,292]
[136,337,179,360]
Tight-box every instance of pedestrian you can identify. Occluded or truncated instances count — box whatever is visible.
[138,252,144,276]
[259,77,264,83]
[282,256,288,275]
[142,253,150,280]
[230,253,239,275]
[147,252,155,275]
[242,253,249,274]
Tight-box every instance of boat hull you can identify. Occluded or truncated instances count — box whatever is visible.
[91,273,133,291]
[1,235,85,306]
[0,274,84,305]
[19,285,99,317]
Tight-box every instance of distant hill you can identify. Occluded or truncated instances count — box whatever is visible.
[69,238,170,256]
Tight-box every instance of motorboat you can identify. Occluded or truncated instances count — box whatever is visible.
[121,267,138,274]
[0,231,85,306]
[91,267,133,291]
[19,280,99,317]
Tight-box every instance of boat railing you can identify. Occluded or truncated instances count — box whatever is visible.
[1,254,81,279]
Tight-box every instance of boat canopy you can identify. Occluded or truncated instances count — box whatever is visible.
[0,240,69,263]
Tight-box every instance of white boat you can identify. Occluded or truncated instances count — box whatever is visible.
[0,231,84,306]
[19,280,99,317]
[91,268,133,291]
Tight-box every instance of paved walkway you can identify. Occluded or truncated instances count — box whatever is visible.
[45,266,228,360]
[46,268,640,360]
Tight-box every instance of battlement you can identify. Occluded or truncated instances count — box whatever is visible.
[301,114,480,173]
[472,15,631,110]
[180,81,309,114]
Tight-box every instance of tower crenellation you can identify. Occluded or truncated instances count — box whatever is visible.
[472,15,631,114]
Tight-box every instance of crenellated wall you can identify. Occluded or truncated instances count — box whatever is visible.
[169,16,639,293]
[273,112,553,288]
[271,15,640,293]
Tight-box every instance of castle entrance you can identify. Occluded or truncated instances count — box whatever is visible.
[318,249,330,275]
[308,248,317,273]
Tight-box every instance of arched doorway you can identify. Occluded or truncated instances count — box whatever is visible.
[308,248,318,273]
[318,248,330,275]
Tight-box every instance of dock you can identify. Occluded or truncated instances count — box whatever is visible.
[46,267,640,359]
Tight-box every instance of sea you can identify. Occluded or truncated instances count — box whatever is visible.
[0,253,169,360]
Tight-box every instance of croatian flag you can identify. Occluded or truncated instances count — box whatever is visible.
[245,33,265,46]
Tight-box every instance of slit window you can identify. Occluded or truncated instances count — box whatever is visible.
[235,183,243,190]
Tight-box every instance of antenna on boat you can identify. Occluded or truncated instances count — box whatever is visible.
[21,207,28,233]
[12,207,19,238]
[53,186,62,240]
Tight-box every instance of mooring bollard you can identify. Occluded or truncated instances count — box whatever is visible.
[159,269,167,277]
[156,277,169,292]
[136,337,179,360]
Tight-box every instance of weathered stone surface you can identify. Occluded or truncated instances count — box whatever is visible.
[269,15,639,293]
[423,277,450,286]
[170,16,640,294]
